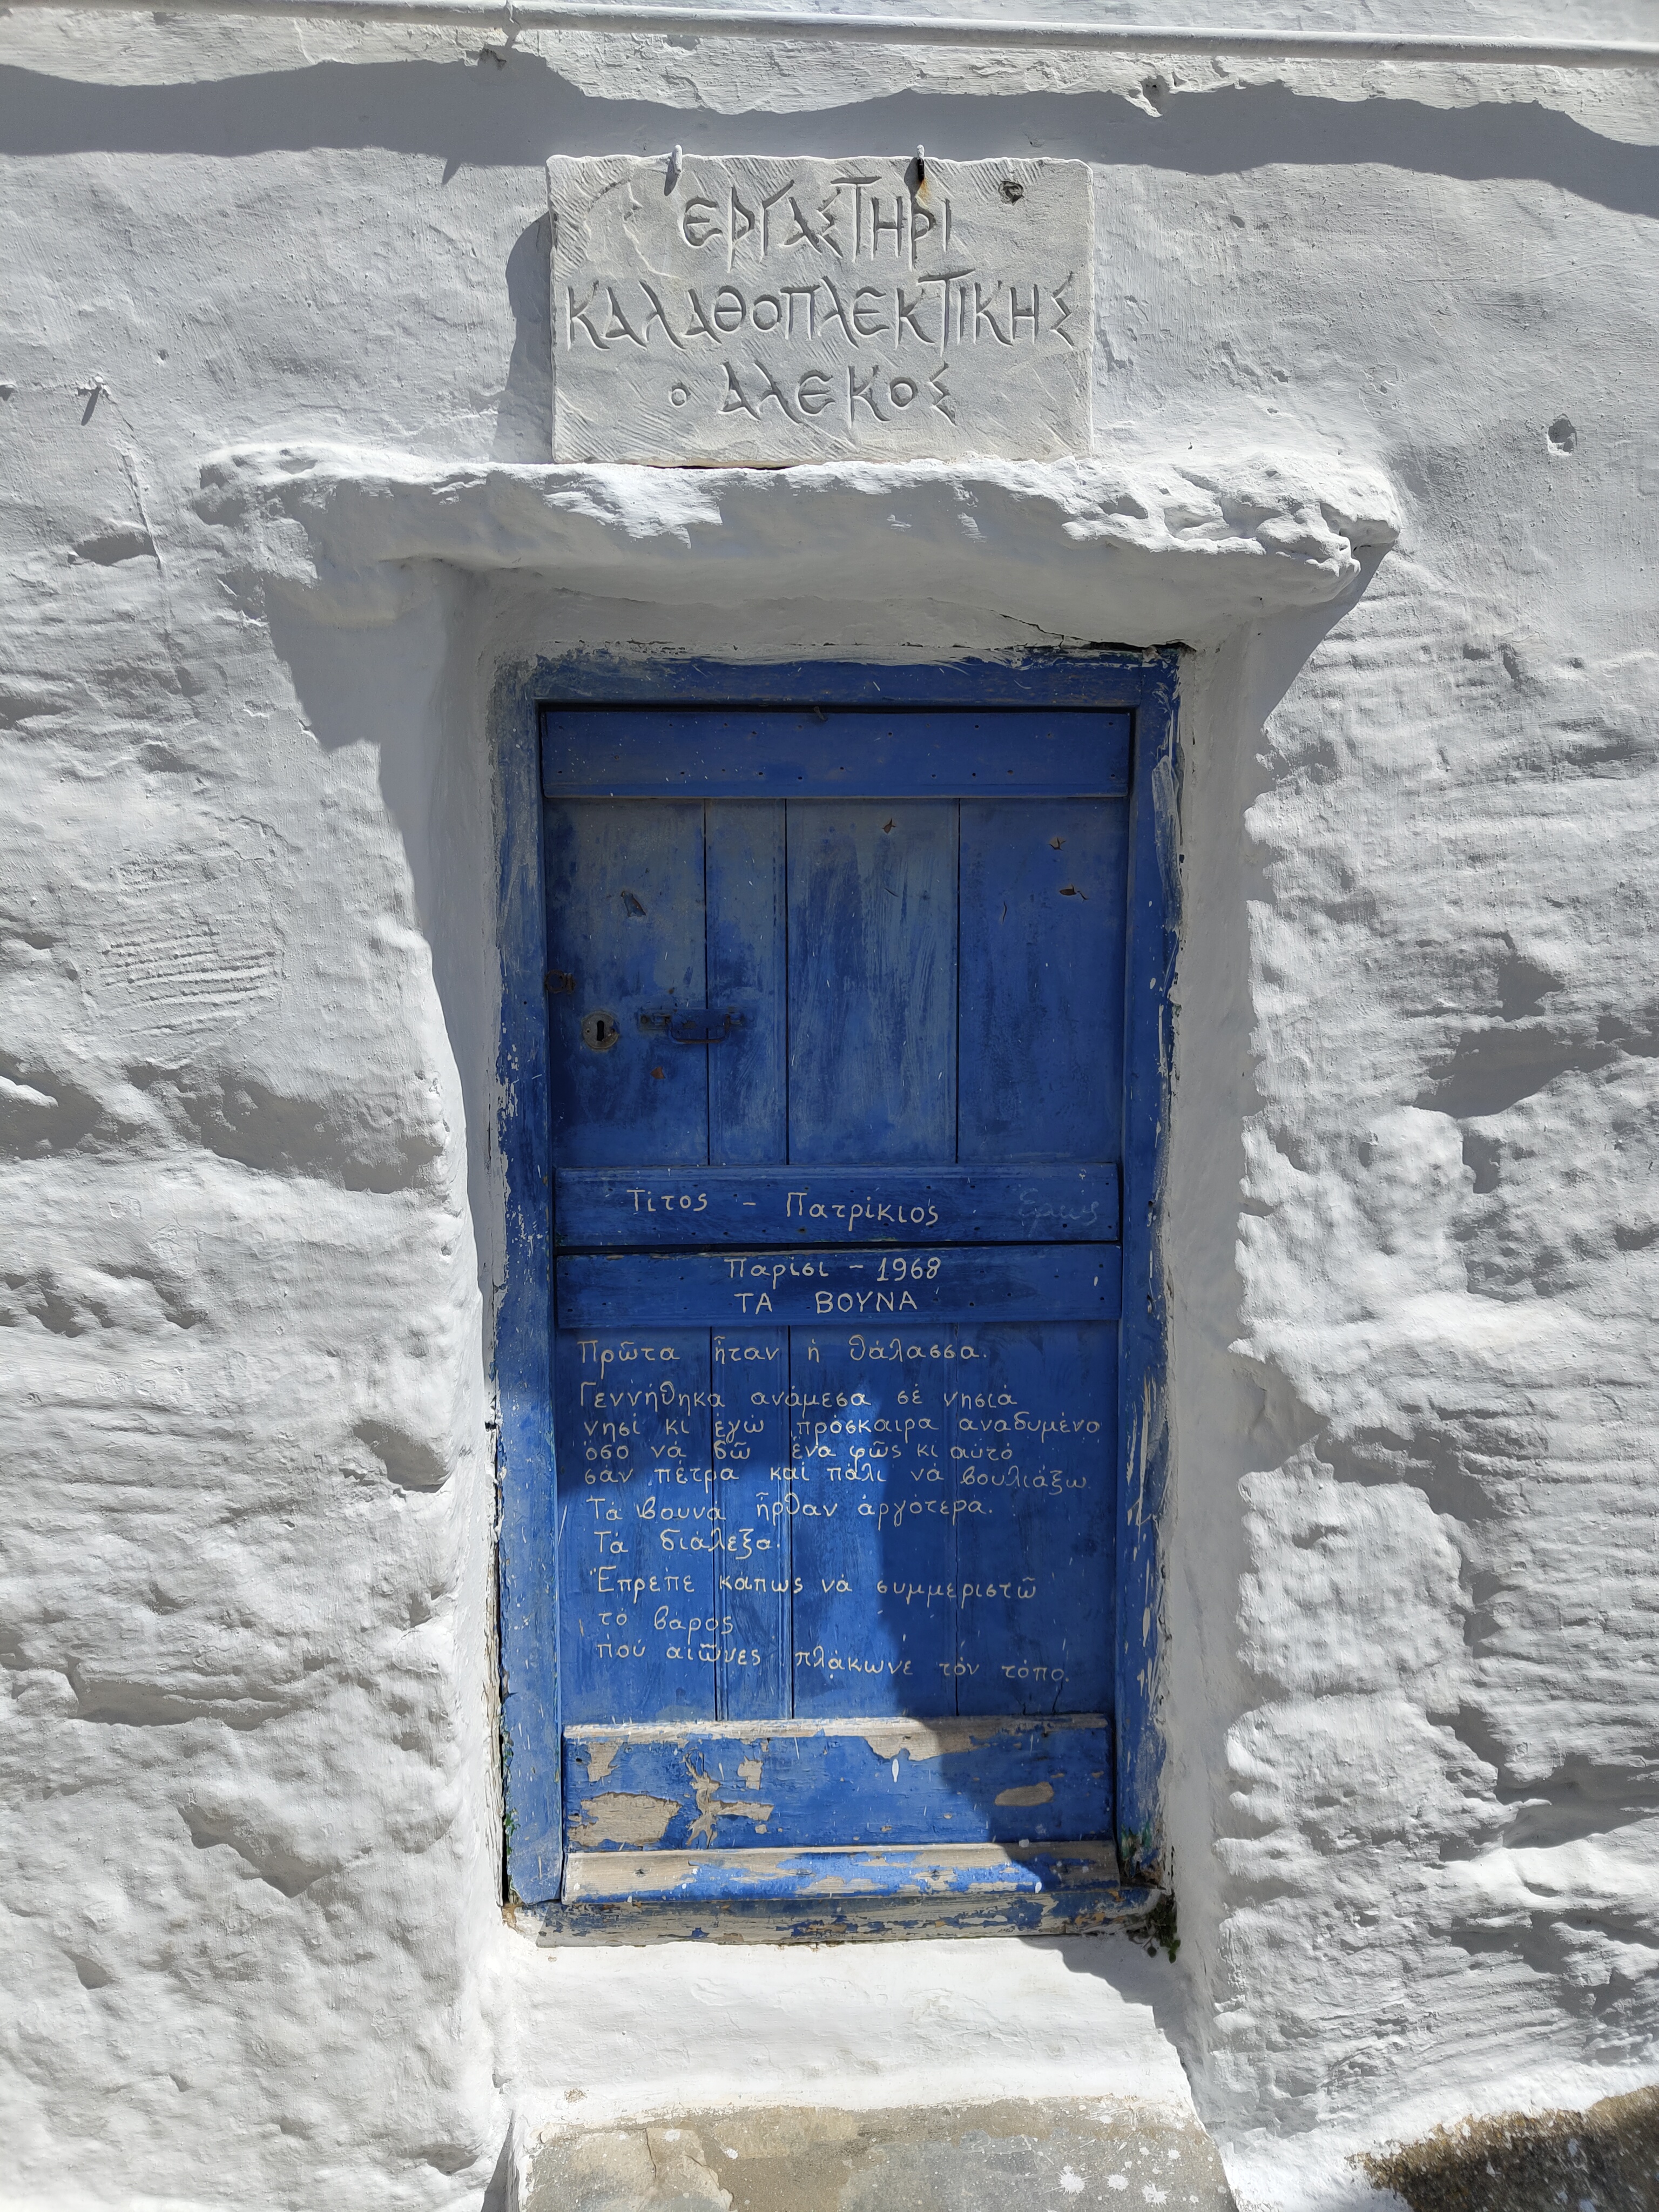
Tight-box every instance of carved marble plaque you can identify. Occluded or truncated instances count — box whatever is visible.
[548,155,1094,464]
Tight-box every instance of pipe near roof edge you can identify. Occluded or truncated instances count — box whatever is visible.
[3,0,1659,67]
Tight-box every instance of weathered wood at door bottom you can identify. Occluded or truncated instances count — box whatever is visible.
[530,1839,1158,1944]
[566,1838,1118,1902]
[564,1715,1111,1852]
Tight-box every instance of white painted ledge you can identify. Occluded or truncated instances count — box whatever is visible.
[492,1922,1199,2138]
[197,444,1399,642]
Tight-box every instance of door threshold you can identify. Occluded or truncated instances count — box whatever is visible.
[527,1841,1159,1944]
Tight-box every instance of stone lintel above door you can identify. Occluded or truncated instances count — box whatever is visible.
[195,444,1399,642]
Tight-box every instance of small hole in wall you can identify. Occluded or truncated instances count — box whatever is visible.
[1547,415,1577,454]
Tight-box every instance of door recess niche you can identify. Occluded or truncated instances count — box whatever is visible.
[496,661,1176,1940]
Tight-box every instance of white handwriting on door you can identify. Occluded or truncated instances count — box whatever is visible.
[571,1347,1095,1696]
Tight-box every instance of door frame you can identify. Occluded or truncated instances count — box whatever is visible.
[493,652,1179,1918]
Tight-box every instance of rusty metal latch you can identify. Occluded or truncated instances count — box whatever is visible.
[638,1007,746,1043]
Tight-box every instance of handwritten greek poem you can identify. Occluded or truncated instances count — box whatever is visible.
[569,1327,1104,1694]
[548,154,1094,463]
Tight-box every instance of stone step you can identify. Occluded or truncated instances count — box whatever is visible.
[520,2097,1237,2212]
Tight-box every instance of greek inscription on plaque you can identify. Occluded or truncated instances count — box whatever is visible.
[547,154,1094,463]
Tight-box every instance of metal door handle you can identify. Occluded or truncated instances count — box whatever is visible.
[638,1008,746,1043]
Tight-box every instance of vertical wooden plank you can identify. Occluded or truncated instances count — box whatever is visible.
[706,800,787,1168]
[556,1328,717,1723]
[957,798,1128,1164]
[496,676,561,1905]
[787,801,958,1165]
[713,1327,793,1718]
[544,799,708,1168]
[789,1326,957,1718]
[952,1324,1116,1716]
[1116,677,1179,1884]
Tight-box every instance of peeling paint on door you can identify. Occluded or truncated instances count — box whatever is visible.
[576,1792,682,1846]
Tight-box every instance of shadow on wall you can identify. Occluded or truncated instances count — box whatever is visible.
[500,213,552,460]
[262,575,499,1343]
[1359,2083,1659,2212]
[2,62,1656,222]
[11,60,1654,457]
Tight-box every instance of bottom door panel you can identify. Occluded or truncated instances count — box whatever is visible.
[562,1715,1112,1852]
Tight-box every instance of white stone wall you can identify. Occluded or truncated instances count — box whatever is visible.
[2,10,1656,2209]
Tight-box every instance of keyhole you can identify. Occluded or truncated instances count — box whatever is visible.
[581,1009,622,1053]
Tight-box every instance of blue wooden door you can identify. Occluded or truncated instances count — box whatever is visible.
[542,707,1132,1883]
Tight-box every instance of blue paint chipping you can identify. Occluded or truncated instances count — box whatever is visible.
[562,1717,1112,1852]
[572,1847,1114,1904]
[556,1865,1161,1943]
[493,653,1178,1931]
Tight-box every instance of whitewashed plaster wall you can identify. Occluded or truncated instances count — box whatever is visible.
[1,9,1656,2210]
